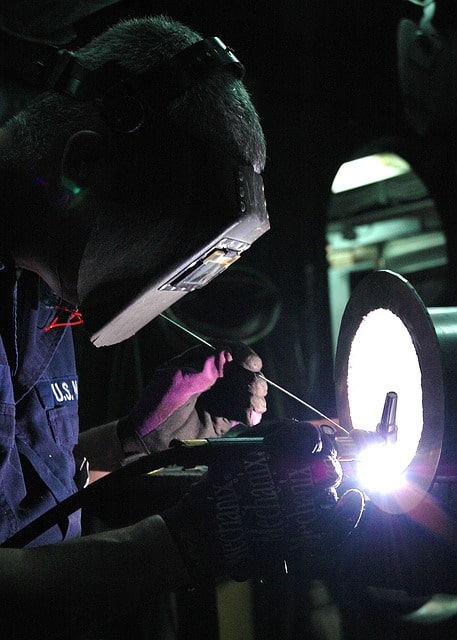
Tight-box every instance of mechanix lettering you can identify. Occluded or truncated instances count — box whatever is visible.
[218,529,248,555]
[250,485,279,500]
[288,469,317,516]
[289,466,314,491]
[286,466,321,551]
[243,451,284,541]
[247,497,283,519]
[243,452,272,478]
[249,515,284,540]
[212,481,249,565]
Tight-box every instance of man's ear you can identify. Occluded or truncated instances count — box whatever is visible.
[61,130,113,194]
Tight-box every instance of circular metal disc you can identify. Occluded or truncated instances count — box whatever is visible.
[335,270,444,514]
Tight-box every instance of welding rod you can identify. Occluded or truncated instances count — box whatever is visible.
[159,313,349,435]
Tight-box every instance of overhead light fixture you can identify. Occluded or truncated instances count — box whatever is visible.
[331,153,412,193]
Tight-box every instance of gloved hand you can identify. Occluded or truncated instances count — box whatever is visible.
[118,343,268,457]
[161,419,365,583]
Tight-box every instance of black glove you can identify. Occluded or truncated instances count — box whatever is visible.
[118,343,268,456]
[161,419,364,583]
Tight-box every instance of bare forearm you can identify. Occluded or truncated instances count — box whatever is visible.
[76,421,127,481]
[0,515,189,638]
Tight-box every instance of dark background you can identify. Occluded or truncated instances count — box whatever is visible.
[67,2,457,639]
[10,1,457,638]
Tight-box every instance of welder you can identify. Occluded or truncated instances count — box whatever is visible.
[0,5,361,638]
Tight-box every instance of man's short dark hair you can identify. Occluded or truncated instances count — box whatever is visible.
[8,15,266,174]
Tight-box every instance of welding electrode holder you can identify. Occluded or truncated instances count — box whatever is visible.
[173,390,399,467]
[2,408,393,549]
[328,391,399,461]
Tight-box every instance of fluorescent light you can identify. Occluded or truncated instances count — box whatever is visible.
[331,153,412,193]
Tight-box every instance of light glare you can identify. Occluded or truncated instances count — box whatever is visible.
[356,444,408,493]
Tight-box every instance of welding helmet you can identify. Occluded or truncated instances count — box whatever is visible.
[0,27,269,346]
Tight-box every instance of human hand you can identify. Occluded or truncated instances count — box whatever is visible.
[161,419,364,583]
[118,343,268,456]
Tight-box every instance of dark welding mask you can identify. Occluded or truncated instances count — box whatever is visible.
[77,158,268,347]
[0,29,269,346]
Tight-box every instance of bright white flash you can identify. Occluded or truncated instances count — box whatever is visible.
[347,308,423,493]
[356,445,407,494]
